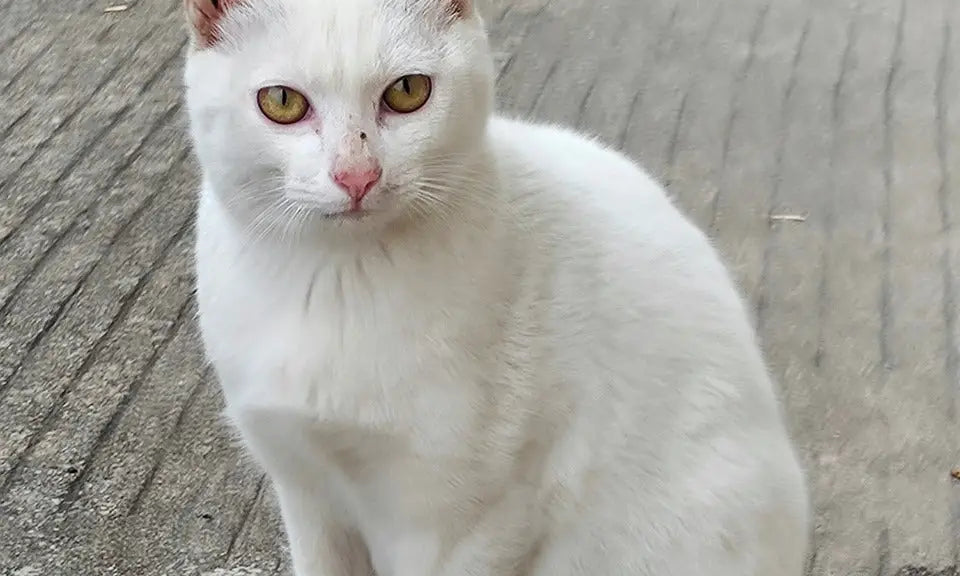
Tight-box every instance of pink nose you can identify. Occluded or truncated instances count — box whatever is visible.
[332,167,382,201]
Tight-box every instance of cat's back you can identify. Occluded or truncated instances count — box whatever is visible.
[487,116,676,219]
[487,117,809,575]
[486,114,787,448]
[487,115,753,347]
[487,116,724,277]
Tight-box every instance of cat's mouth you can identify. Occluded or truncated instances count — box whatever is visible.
[282,191,382,223]
[279,182,409,226]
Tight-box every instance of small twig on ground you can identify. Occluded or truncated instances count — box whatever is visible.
[769,213,807,223]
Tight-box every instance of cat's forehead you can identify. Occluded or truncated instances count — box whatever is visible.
[282,0,393,38]
[235,0,425,28]
[227,0,450,83]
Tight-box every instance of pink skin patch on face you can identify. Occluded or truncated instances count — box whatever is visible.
[333,166,382,209]
[331,130,382,211]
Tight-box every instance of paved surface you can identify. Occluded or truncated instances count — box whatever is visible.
[0,0,958,574]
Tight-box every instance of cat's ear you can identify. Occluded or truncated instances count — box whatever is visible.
[449,0,472,18]
[183,0,240,47]
[450,0,470,17]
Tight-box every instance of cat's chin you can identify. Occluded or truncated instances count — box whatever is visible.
[304,205,404,236]
[321,209,378,223]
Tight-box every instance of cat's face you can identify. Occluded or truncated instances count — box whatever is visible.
[184,0,494,237]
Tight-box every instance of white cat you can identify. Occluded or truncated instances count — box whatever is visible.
[183,0,810,574]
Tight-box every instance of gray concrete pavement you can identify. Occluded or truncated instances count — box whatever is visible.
[0,0,957,574]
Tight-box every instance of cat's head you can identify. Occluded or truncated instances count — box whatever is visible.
[183,0,494,239]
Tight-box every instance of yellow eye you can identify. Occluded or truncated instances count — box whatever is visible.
[382,75,432,114]
[257,86,310,125]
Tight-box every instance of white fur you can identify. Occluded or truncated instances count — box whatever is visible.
[184,1,810,575]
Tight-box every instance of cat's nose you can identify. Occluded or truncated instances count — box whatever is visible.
[332,166,382,201]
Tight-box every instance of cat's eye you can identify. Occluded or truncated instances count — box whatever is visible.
[382,75,432,114]
[257,86,310,125]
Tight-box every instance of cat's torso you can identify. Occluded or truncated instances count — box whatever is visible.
[196,117,808,576]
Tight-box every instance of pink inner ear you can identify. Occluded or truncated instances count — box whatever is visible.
[186,0,240,47]
[451,0,469,17]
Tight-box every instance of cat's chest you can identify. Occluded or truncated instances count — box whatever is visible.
[206,275,473,424]
[207,271,491,570]
[196,237,493,451]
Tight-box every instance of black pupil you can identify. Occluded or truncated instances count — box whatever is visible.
[280,89,288,106]
[402,77,411,94]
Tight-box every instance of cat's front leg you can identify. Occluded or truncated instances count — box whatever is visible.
[274,481,373,576]
[230,404,373,576]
